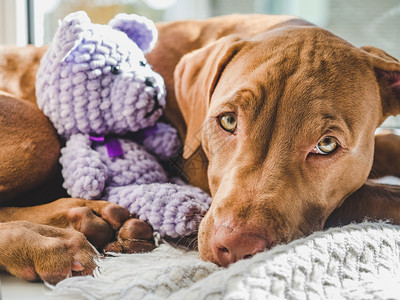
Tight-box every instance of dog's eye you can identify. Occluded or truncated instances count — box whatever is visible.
[140,61,147,67]
[313,137,338,155]
[219,113,237,133]
[111,65,120,74]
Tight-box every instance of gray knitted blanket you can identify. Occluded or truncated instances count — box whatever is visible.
[46,222,400,299]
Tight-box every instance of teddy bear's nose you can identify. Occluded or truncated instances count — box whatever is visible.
[145,77,156,87]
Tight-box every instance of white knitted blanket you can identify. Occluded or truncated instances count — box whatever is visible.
[46,221,400,299]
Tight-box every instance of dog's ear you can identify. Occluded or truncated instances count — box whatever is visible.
[361,46,400,123]
[174,36,244,159]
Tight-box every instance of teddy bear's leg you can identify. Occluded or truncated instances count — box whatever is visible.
[60,134,109,200]
[104,183,211,239]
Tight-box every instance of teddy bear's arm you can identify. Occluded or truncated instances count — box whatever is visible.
[60,134,108,200]
[142,122,182,161]
[104,182,211,238]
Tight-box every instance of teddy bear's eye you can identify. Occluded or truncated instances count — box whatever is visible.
[111,65,120,74]
[145,77,156,87]
[139,61,147,67]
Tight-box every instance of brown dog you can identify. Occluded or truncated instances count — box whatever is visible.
[147,14,400,266]
[1,14,400,281]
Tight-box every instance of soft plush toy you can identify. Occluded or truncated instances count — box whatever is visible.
[35,11,211,239]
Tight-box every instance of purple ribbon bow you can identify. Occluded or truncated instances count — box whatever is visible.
[89,135,124,157]
[89,125,158,158]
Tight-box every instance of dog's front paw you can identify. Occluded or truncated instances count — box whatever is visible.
[0,221,97,284]
[40,199,155,254]
[103,218,156,253]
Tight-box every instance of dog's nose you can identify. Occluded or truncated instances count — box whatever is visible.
[212,225,267,267]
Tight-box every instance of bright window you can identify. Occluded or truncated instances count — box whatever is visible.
[28,0,400,60]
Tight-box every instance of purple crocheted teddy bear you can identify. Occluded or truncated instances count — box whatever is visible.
[35,11,211,239]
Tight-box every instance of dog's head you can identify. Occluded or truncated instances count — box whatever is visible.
[174,24,400,266]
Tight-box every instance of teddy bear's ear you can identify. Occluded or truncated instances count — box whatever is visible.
[53,11,91,62]
[108,13,158,54]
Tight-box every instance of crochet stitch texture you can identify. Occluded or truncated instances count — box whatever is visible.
[36,11,211,238]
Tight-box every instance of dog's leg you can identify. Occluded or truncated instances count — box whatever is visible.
[370,133,400,178]
[0,198,155,283]
[0,220,97,284]
[0,92,61,203]
[325,180,400,227]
